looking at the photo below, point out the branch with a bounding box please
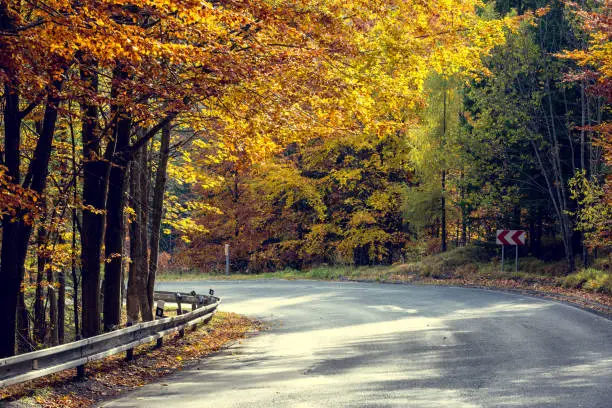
[0,18,46,36]
[19,92,45,119]
[415,27,470,39]
[127,112,179,158]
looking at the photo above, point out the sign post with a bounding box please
[515,245,518,273]
[224,243,230,276]
[496,230,526,273]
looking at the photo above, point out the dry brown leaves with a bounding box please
[383,270,612,315]
[402,276,612,314]
[1,312,259,408]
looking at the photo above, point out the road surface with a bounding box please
[102,280,612,407]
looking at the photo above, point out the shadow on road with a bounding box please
[104,280,612,407]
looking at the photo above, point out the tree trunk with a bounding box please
[58,271,65,344]
[103,152,129,330]
[80,65,107,338]
[138,145,153,321]
[16,292,31,354]
[440,88,447,252]
[121,207,129,307]
[34,226,47,345]
[127,158,141,323]
[47,263,58,346]
[147,123,171,311]
[71,117,80,339]
[127,145,152,322]
[0,77,62,357]
[103,67,132,331]
[441,170,447,252]
[0,80,25,357]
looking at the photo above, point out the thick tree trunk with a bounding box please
[16,292,31,354]
[127,146,152,322]
[103,155,129,330]
[79,65,107,338]
[103,170,129,329]
[0,81,25,358]
[0,78,62,356]
[147,123,171,310]
[0,218,28,350]
[103,68,132,331]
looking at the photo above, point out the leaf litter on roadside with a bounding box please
[1,312,260,408]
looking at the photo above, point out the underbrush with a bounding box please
[157,247,611,297]
[415,245,492,278]
[562,268,612,294]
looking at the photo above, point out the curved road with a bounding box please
[103,280,612,407]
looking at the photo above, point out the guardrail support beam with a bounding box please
[0,291,220,388]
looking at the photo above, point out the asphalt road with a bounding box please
[102,280,612,407]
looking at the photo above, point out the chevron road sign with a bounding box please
[497,229,526,273]
[496,230,526,246]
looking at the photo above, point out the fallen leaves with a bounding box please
[1,312,259,408]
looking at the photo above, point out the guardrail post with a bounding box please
[154,301,165,348]
[126,321,134,361]
[190,290,197,312]
[175,293,183,315]
[155,300,165,319]
[75,334,86,381]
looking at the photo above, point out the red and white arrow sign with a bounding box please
[496,230,526,246]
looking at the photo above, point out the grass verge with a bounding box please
[1,311,260,408]
[158,247,612,313]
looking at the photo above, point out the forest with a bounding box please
[0,0,610,358]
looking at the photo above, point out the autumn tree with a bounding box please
[561,0,611,250]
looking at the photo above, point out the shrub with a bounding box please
[562,268,611,293]
[517,257,568,276]
[388,263,422,276]
[421,245,491,271]
[455,263,479,277]
[591,253,612,272]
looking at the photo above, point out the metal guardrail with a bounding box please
[0,290,220,388]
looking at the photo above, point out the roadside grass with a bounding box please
[157,247,612,307]
[158,245,569,284]
[562,268,612,294]
[1,311,259,408]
